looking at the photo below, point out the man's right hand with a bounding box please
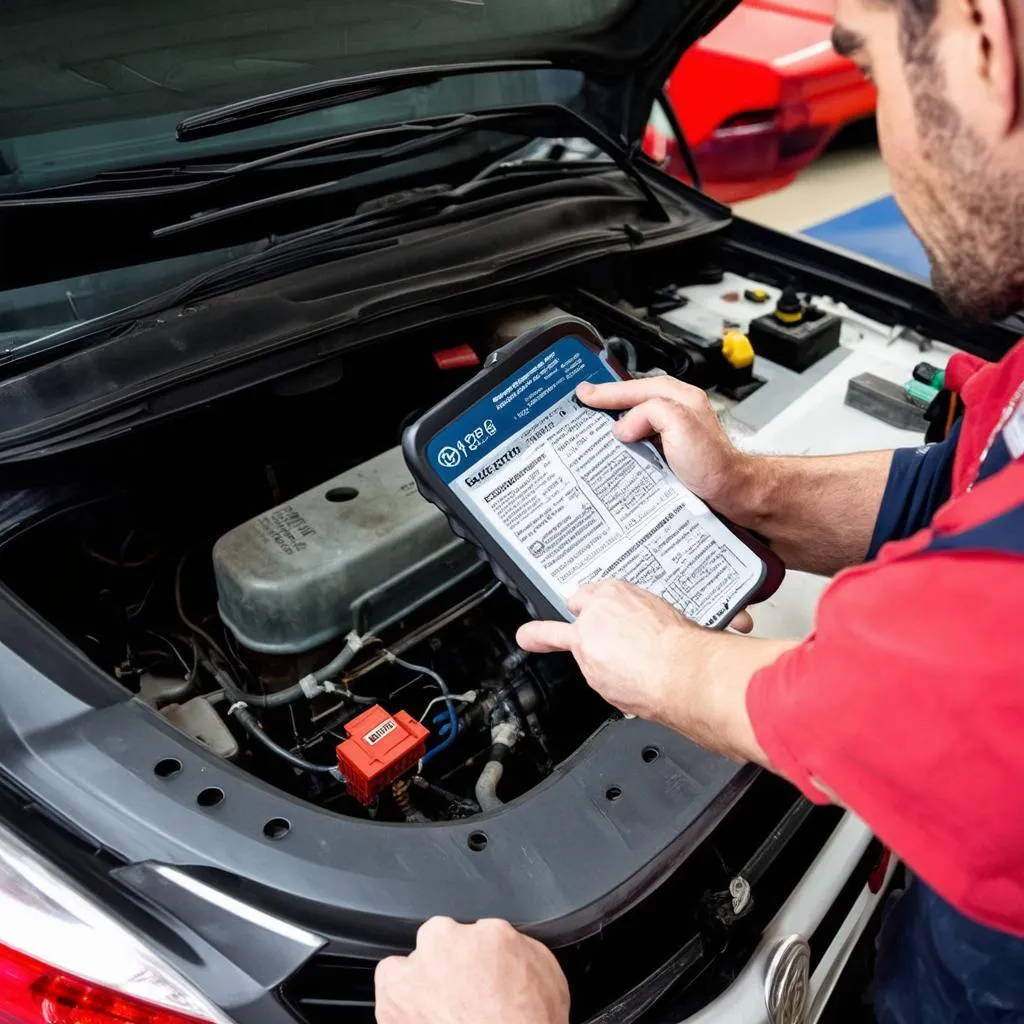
[375,917,570,1024]
[577,378,754,524]
[580,377,894,576]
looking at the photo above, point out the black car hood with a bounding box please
[3,0,740,151]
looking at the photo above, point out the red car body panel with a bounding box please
[652,0,876,202]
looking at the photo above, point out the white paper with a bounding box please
[450,390,764,628]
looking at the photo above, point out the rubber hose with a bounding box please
[313,640,359,683]
[203,640,362,709]
[474,760,506,813]
[474,738,513,812]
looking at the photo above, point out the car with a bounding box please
[0,4,1018,1024]
[646,0,877,202]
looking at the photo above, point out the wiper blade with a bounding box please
[1,119,470,207]
[153,114,483,238]
[154,104,671,238]
[176,61,554,142]
[0,165,225,206]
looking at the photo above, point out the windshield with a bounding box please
[1,0,619,191]
[1,69,584,194]
[1,3,596,352]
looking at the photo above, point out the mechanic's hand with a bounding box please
[517,580,693,722]
[576,378,751,521]
[375,917,570,1024]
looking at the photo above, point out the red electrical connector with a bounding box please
[335,704,430,805]
[432,344,480,371]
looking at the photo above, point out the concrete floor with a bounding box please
[730,133,933,279]
[734,138,890,233]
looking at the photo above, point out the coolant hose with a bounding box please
[475,760,506,813]
[313,637,360,683]
[474,720,520,812]
[200,637,365,709]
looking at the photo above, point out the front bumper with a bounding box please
[685,812,896,1023]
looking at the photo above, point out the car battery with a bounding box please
[336,704,429,805]
[747,286,841,371]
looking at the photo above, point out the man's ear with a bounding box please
[968,0,1019,135]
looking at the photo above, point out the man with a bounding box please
[374,0,1024,1015]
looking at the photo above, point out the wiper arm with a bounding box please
[1,118,471,207]
[0,165,226,206]
[155,104,671,238]
[176,61,554,142]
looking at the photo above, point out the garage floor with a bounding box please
[733,130,929,281]
[736,141,890,233]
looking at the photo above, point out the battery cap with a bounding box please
[722,330,755,369]
[774,285,804,324]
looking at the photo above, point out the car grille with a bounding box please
[281,773,843,1024]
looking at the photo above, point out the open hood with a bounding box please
[1,0,740,156]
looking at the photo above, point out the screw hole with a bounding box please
[154,757,182,779]
[325,486,358,503]
[263,817,291,840]
[467,830,489,852]
[197,787,224,808]
[605,785,623,802]
[641,745,661,764]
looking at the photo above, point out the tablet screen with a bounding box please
[425,335,764,628]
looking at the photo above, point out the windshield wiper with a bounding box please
[154,104,670,237]
[176,61,554,142]
[0,165,229,205]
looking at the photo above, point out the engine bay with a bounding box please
[0,262,947,824]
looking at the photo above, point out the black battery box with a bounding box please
[748,288,842,371]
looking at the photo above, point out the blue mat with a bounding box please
[803,195,931,280]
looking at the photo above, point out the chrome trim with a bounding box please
[765,935,810,1024]
[679,812,894,1023]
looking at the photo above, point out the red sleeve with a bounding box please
[746,548,1024,936]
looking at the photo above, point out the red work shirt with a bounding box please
[747,338,1024,937]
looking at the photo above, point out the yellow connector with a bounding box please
[722,330,755,369]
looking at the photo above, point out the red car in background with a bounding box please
[646,0,876,202]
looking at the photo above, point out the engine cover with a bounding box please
[212,446,480,654]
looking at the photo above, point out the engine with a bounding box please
[204,444,582,819]
[212,445,480,653]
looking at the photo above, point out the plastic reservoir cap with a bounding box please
[774,285,804,324]
[722,330,755,369]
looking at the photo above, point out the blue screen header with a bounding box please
[426,336,617,485]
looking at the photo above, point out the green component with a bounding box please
[904,378,940,409]
[912,362,945,390]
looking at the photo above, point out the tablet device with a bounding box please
[403,317,784,628]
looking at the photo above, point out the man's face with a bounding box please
[832,0,1023,322]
